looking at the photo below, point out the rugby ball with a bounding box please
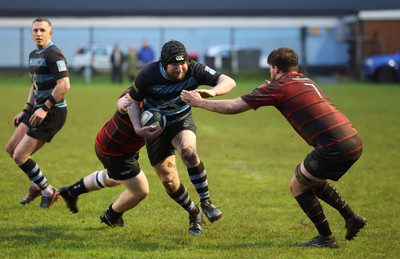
[140,108,166,129]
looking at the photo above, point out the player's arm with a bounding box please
[126,100,162,139]
[181,90,251,114]
[117,94,133,114]
[26,86,35,107]
[126,101,142,130]
[196,74,236,98]
[13,86,35,127]
[49,77,71,106]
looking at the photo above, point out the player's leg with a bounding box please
[60,169,119,213]
[311,159,367,241]
[100,170,149,227]
[173,129,222,223]
[6,124,42,205]
[289,163,339,248]
[93,153,147,227]
[13,134,59,208]
[111,170,148,211]
[19,107,67,208]
[5,123,29,157]
[153,155,203,235]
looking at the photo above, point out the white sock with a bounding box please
[42,186,53,196]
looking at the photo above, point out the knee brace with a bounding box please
[294,165,321,187]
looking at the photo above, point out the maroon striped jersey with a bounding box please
[95,87,145,157]
[241,72,362,161]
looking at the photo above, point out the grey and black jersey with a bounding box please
[129,60,221,126]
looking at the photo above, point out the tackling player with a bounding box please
[59,92,149,227]
[181,47,367,247]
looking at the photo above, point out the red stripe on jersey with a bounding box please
[95,111,144,157]
[110,115,137,145]
[318,131,359,149]
[308,121,352,145]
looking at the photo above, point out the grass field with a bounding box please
[0,72,399,258]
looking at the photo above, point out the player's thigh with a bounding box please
[121,170,149,194]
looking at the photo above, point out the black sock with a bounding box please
[68,179,89,197]
[295,190,332,237]
[106,204,123,220]
[168,183,197,214]
[314,181,355,220]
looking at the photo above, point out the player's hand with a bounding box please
[194,89,216,98]
[136,124,163,139]
[117,94,133,114]
[13,112,27,127]
[29,108,47,127]
[180,90,203,107]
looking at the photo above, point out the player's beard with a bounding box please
[168,71,186,81]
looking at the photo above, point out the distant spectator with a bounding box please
[127,44,139,83]
[138,39,155,66]
[110,43,125,84]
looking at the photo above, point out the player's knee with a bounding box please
[293,164,321,187]
[137,177,150,199]
[289,175,300,194]
[180,147,198,166]
[12,151,27,166]
[161,177,175,189]
[161,175,180,193]
[137,186,149,200]
[5,143,13,157]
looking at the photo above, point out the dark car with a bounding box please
[363,51,400,83]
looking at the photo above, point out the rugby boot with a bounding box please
[19,184,42,205]
[201,200,222,223]
[299,235,339,248]
[345,214,368,240]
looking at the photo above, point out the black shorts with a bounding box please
[146,116,196,166]
[95,145,141,181]
[303,150,360,181]
[26,107,67,143]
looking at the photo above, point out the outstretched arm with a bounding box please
[196,74,236,98]
[181,90,251,114]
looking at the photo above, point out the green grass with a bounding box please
[1,72,399,258]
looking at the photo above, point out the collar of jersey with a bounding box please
[159,62,172,80]
[35,42,54,55]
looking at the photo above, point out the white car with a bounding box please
[205,45,268,70]
[72,44,113,74]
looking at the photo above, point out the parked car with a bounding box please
[72,44,113,74]
[205,45,268,70]
[363,51,400,83]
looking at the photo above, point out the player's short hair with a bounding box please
[32,17,52,27]
[267,47,299,73]
[160,40,188,69]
